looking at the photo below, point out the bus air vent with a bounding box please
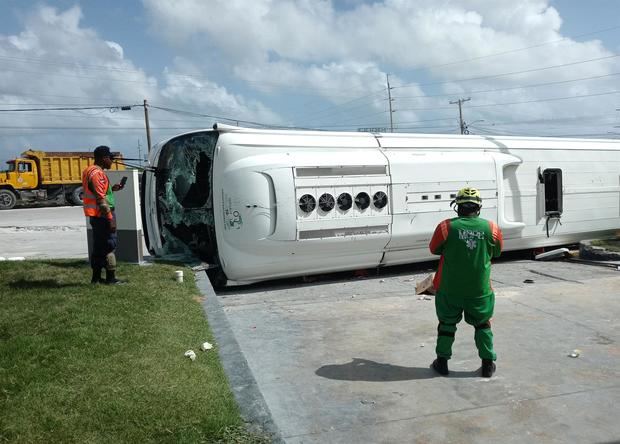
[337,193,352,211]
[373,191,388,209]
[318,193,335,212]
[299,194,316,213]
[355,192,370,210]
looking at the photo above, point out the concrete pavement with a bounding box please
[0,206,88,259]
[0,205,148,260]
[202,259,620,443]
[4,205,618,442]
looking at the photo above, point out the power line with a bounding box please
[393,24,620,77]
[394,54,620,90]
[3,24,618,94]
[299,54,620,123]
[394,72,620,100]
[0,105,139,112]
[397,89,620,112]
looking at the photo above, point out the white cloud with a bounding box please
[0,4,282,160]
[141,0,620,136]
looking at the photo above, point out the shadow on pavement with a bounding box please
[8,279,84,289]
[316,358,479,381]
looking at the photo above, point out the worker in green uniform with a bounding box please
[428,187,503,377]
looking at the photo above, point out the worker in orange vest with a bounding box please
[82,146,125,284]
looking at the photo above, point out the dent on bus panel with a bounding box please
[156,132,217,260]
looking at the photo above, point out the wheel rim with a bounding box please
[0,192,14,207]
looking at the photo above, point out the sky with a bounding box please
[0,0,619,162]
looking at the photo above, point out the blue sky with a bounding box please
[0,0,619,162]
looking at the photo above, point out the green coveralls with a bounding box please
[429,215,503,361]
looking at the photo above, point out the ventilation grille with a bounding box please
[337,193,352,211]
[299,225,389,239]
[296,165,387,177]
[355,192,370,210]
[373,191,388,209]
[318,193,335,212]
[298,194,316,213]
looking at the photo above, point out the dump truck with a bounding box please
[0,150,125,210]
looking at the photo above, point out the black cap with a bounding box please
[93,145,114,159]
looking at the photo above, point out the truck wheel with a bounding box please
[69,186,84,206]
[0,189,17,210]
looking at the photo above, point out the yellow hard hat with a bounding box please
[454,187,482,205]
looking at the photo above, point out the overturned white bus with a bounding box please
[141,124,620,285]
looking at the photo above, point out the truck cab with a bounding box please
[1,159,38,190]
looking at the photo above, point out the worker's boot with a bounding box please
[481,359,496,378]
[91,267,104,284]
[431,357,449,376]
[104,269,124,285]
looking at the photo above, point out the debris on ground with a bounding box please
[523,279,535,284]
[535,248,570,261]
[415,274,436,295]
[184,350,197,361]
[568,349,581,358]
[201,341,214,351]
[360,399,376,405]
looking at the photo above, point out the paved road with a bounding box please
[202,259,620,443]
[0,206,148,259]
[0,206,88,259]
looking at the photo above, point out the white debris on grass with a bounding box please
[201,341,214,351]
[184,350,197,361]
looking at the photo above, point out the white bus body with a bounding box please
[142,124,620,285]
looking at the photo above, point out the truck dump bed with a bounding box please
[24,150,124,185]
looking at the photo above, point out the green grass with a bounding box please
[591,238,620,252]
[0,260,269,443]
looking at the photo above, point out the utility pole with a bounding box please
[143,99,152,154]
[450,97,471,134]
[386,74,395,132]
[137,140,142,167]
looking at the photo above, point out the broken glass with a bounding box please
[154,131,219,262]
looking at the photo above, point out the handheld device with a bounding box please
[120,176,128,187]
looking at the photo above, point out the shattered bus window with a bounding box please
[155,131,218,263]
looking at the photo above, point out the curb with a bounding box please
[194,271,284,443]
[579,240,620,261]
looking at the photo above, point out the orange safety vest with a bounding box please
[82,165,111,219]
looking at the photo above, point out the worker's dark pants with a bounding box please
[90,213,117,271]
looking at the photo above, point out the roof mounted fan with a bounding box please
[299,194,316,213]
[373,191,388,209]
[355,192,370,210]
[337,193,352,211]
[318,193,335,212]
